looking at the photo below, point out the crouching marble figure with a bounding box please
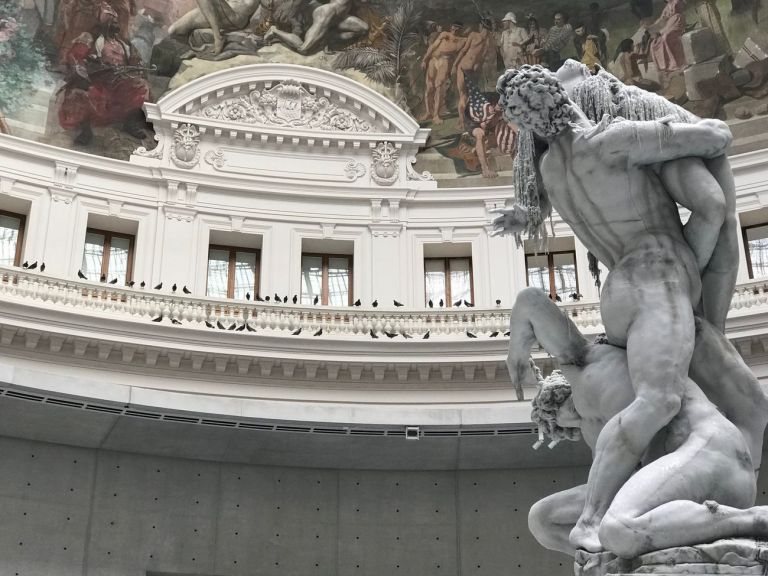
[493,62,768,574]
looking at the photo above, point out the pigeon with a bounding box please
[216,320,227,330]
[171,318,182,325]
[313,328,323,336]
[128,280,135,287]
[77,270,87,279]
[246,323,256,332]
[402,332,413,339]
[151,316,163,323]
[464,300,474,307]
[108,277,118,284]
[256,293,264,302]
[453,299,462,307]
[100,274,106,282]
[283,296,288,303]
[292,327,302,336]
[227,322,237,331]
[274,293,280,302]
[393,300,404,307]
[154,282,162,290]
[439,299,444,307]
[40,263,45,272]
[372,299,378,308]
[569,293,583,301]
[292,295,298,304]
[27,261,37,270]
[384,331,398,338]
[140,281,146,288]
[555,295,562,302]
[183,286,191,295]
[504,331,510,337]
[495,299,502,306]
[369,329,379,339]
[236,323,246,332]
[205,321,215,329]
[428,299,434,308]
[313,295,319,305]
[22,261,28,269]
[354,299,361,307]
[489,331,499,338]
[466,331,478,338]
[422,331,431,340]
[172,283,177,293]
[265,295,271,302]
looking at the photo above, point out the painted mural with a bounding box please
[1,0,767,187]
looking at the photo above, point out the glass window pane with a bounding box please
[0,214,21,266]
[425,259,446,305]
[82,232,105,281]
[449,258,472,303]
[107,236,131,285]
[747,225,768,278]
[553,252,577,300]
[301,255,323,305]
[207,248,230,298]
[233,251,257,300]
[526,254,549,294]
[327,257,350,306]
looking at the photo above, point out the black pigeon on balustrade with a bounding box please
[428,299,434,308]
[496,299,502,306]
[256,293,264,302]
[354,299,361,306]
[265,295,271,301]
[27,262,37,270]
[369,329,378,339]
[402,332,413,339]
[504,331,510,336]
[227,322,237,331]
[246,323,256,332]
[109,278,118,284]
[453,299,462,307]
[439,299,444,307]
[128,280,135,287]
[172,284,177,293]
[393,300,404,307]
[77,270,87,279]
[183,286,191,295]
[464,300,474,307]
[422,331,430,339]
[292,295,298,304]
[313,295,319,305]
[236,323,246,332]
[372,299,378,308]
[205,320,215,329]
[555,295,562,302]
[245,292,251,300]
[151,316,162,323]
[489,331,499,338]
[22,261,28,269]
[217,320,227,330]
[154,282,162,290]
[385,331,398,338]
[283,295,288,303]
[100,274,106,282]
[171,318,182,325]
[313,328,323,336]
[466,331,478,338]
[569,292,583,301]
[292,327,302,336]
[274,293,280,302]
[40,263,45,272]
[140,281,146,288]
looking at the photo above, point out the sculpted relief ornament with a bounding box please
[197,80,372,133]
[371,141,399,186]
[170,123,202,169]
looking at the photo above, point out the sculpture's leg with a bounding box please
[168,8,209,37]
[599,426,757,558]
[571,244,695,552]
[507,288,589,399]
[432,58,451,125]
[336,15,368,41]
[473,127,497,178]
[264,26,305,51]
[456,68,467,130]
[529,484,587,556]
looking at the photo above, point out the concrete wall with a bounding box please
[0,435,589,576]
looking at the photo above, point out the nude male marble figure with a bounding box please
[508,287,768,563]
[493,64,733,552]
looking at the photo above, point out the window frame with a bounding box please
[301,252,354,306]
[206,244,261,299]
[423,256,475,307]
[742,223,768,280]
[85,227,135,284]
[0,209,26,267]
[525,250,579,300]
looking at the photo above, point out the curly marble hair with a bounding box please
[531,370,582,448]
[496,65,573,138]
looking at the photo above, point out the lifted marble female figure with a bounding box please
[509,288,768,561]
[493,65,737,552]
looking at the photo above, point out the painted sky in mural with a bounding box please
[0,0,767,187]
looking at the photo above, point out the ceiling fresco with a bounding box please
[0,0,766,187]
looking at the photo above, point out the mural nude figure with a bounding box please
[451,17,493,131]
[420,22,466,125]
[493,65,734,552]
[263,0,368,55]
[509,288,768,560]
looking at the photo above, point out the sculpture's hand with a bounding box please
[490,205,528,237]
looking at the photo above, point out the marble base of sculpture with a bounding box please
[574,540,768,575]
